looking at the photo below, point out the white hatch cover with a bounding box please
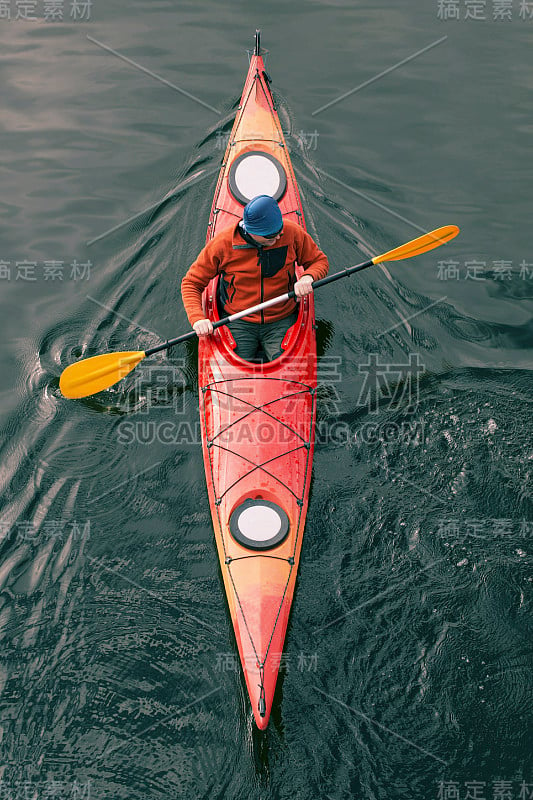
[229,498,289,550]
[228,151,287,206]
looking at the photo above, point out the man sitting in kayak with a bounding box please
[181,194,329,361]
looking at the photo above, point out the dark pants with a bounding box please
[228,312,298,361]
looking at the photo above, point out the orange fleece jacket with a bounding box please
[181,219,329,325]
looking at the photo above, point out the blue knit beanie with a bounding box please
[242,195,283,236]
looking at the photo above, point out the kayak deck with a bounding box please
[198,31,317,729]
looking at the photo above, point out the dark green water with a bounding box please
[1,3,531,799]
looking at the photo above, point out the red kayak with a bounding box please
[198,31,317,728]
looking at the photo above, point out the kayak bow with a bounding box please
[199,30,316,729]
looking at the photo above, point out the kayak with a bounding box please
[199,30,317,729]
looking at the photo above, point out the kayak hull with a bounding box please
[198,37,317,729]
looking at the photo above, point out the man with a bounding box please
[181,194,329,361]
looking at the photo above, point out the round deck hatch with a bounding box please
[229,498,289,550]
[228,151,287,205]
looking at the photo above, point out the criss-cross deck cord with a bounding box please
[201,376,315,702]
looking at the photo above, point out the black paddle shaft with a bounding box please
[145,257,374,357]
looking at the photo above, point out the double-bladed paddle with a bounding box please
[59,224,459,399]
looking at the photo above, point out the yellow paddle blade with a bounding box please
[373,225,460,264]
[59,351,146,399]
